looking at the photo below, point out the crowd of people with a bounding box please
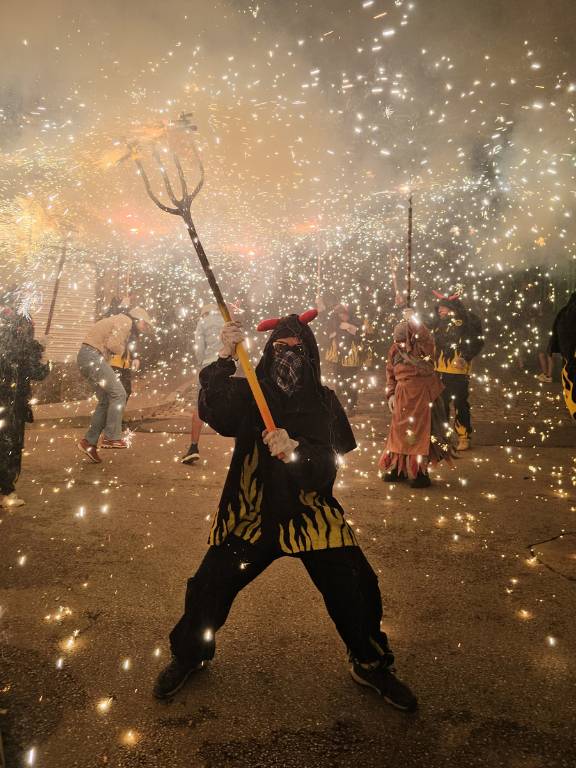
[2,280,575,507]
[1,280,575,713]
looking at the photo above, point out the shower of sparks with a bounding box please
[0,2,575,765]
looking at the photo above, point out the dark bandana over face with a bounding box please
[271,345,305,396]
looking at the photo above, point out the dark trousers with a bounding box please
[335,364,359,411]
[0,416,25,495]
[169,536,393,667]
[441,373,472,438]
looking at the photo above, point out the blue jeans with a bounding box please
[77,345,127,443]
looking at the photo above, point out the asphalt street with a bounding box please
[1,421,575,768]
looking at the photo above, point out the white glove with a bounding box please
[262,429,299,463]
[131,358,141,371]
[219,321,244,359]
[453,356,467,370]
[387,394,396,413]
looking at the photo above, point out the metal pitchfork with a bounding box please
[130,116,278,434]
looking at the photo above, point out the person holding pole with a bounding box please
[76,307,153,463]
[132,129,412,709]
[379,308,451,487]
[154,310,417,712]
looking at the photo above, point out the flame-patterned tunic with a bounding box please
[198,318,358,555]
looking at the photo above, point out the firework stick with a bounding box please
[45,241,67,335]
[391,265,398,297]
[406,194,413,308]
[125,251,132,297]
[389,254,401,305]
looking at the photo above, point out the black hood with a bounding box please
[256,314,323,397]
[253,313,356,455]
[435,297,467,320]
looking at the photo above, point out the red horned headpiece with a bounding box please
[432,290,460,302]
[257,309,318,333]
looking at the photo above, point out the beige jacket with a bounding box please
[83,315,133,358]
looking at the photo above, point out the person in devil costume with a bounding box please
[380,309,451,487]
[550,290,576,420]
[153,309,417,712]
[430,291,484,451]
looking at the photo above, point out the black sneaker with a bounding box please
[181,444,200,465]
[153,656,204,699]
[410,473,431,489]
[350,661,418,712]
[382,468,406,482]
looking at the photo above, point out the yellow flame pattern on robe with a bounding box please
[209,444,263,546]
[278,491,357,553]
[208,445,357,553]
[561,362,576,421]
[434,350,472,376]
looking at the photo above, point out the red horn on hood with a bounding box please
[298,309,318,325]
[432,290,446,300]
[257,318,281,332]
[447,292,460,301]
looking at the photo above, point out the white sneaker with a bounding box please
[1,492,25,508]
[536,373,552,383]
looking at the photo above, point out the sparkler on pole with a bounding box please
[45,239,68,336]
[125,250,132,298]
[128,115,278,434]
[389,254,403,307]
[406,192,413,308]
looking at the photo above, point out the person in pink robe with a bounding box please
[379,309,452,488]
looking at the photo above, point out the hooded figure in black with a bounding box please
[550,291,576,420]
[202,310,357,552]
[155,311,417,712]
[430,292,484,450]
[0,300,50,508]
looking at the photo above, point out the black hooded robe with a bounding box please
[168,315,394,668]
[199,315,358,553]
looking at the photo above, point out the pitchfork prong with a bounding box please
[130,124,205,219]
[135,158,180,216]
[190,167,205,201]
[171,153,188,199]
[152,149,184,210]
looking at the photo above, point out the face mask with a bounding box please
[271,345,305,396]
